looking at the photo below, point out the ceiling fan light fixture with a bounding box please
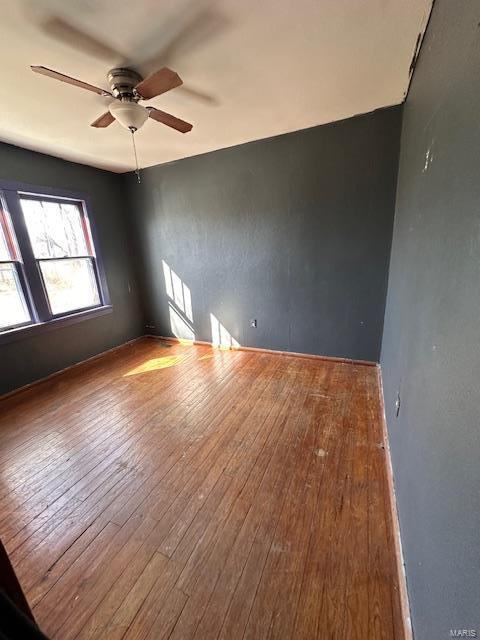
[109,99,148,132]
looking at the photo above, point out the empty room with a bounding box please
[0,1,478,638]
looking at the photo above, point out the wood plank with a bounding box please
[1,346,250,553]
[114,558,184,640]
[0,338,404,640]
[93,551,170,640]
[242,363,351,639]
[195,363,329,639]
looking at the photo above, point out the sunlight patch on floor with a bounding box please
[124,355,188,376]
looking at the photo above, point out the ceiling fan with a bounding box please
[31,65,192,133]
[31,64,193,179]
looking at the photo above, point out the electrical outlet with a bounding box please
[250,318,257,328]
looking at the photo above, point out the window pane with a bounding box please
[21,199,89,259]
[39,258,100,314]
[0,263,30,330]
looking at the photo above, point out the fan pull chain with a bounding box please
[130,128,141,183]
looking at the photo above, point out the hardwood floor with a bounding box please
[0,338,404,639]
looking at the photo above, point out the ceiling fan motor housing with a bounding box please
[107,68,143,99]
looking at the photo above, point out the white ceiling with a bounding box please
[0,0,432,173]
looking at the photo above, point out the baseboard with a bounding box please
[0,336,145,403]
[377,366,413,640]
[147,334,377,367]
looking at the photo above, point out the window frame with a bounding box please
[19,193,104,318]
[0,181,111,343]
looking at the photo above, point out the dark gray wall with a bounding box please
[0,143,143,395]
[126,106,401,362]
[381,2,480,638]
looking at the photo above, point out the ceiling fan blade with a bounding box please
[42,16,125,62]
[136,0,228,72]
[31,66,111,97]
[135,68,183,100]
[148,107,192,133]
[91,112,115,128]
[178,85,217,106]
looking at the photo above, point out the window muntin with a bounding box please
[20,196,102,317]
[0,207,31,331]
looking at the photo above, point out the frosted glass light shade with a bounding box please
[109,100,148,131]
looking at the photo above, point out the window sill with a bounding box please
[0,305,113,346]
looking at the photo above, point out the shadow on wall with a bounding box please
[162,260,239,349]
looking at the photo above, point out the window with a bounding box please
[0,186,109,336]
[20,198,100,315]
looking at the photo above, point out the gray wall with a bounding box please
[126,106,401,362]
[381,2,480,637]
[0,143,143,395]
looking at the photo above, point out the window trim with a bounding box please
[0,304,112,346]
[0,180,111,342]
